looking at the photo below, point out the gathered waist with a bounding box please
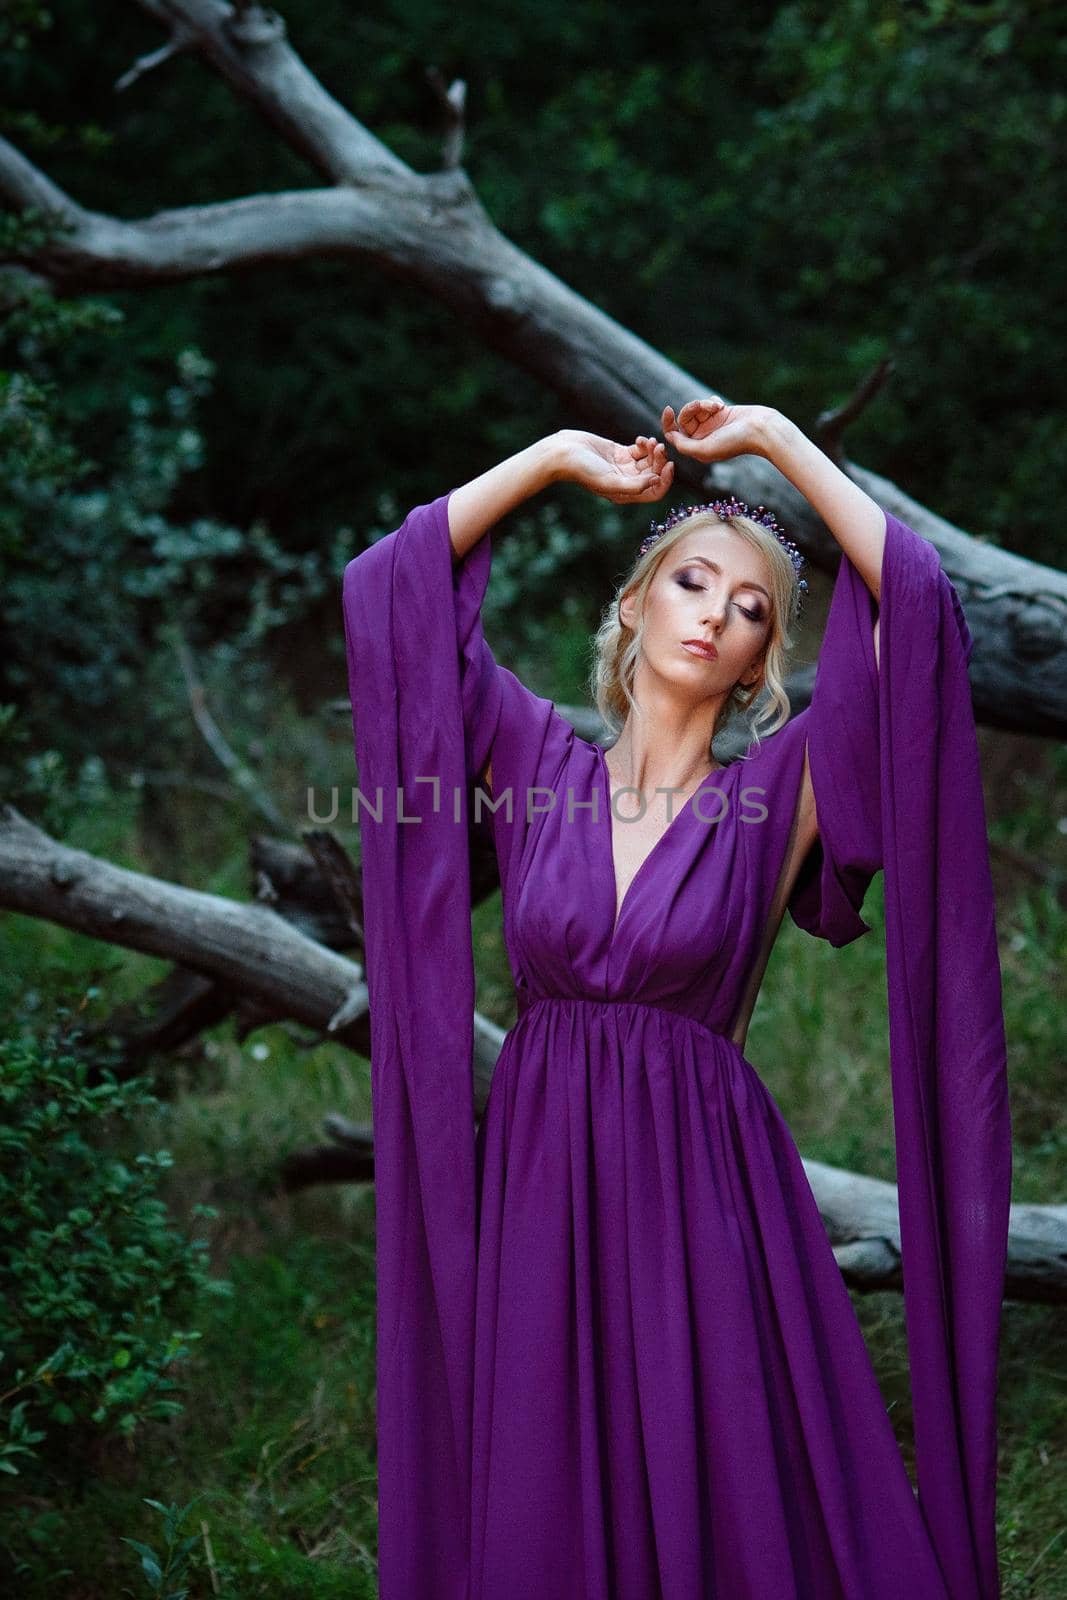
[514,989,731,1049]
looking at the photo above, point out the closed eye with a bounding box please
[676,574,763,622]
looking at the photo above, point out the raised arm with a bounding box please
[447,428,675,564]
[755,409,884,667]
[662,397,884,664]
[751,410,886,603]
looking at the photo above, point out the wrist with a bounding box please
[753,407,803,464]
[535,430,575,485]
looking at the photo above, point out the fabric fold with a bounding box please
[343,490,497,1600]
[789,510,1011,1599]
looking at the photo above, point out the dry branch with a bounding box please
[0,803,368,1046]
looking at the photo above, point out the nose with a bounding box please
[701,591,728,630]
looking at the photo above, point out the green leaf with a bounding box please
[139,1554,162,1585]
[120,1538,160,1562]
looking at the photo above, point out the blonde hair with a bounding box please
[588,510,803,760]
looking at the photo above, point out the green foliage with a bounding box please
[0,1010,231,1484]
[119,1495,208,1600]
[0,293,348,785]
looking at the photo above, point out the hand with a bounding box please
[557,429,675,505]
[660,398,773,464]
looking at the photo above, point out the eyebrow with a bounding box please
[677,556,771,602]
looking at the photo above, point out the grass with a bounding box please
[1,720,1064,1596]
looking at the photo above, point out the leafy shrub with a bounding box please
[120,1494,210,1600]
[0,1011,231,1483]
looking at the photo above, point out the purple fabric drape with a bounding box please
[342,489,1011,1600]
[342,500,497,1597]
[790,511,1012,1597]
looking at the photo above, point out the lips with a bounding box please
[682,639,718,661]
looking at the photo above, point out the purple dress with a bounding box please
[342,488,1011,1600]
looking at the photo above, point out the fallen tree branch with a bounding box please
[425,66,467,171]
[0,803,367,1045]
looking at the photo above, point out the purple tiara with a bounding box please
[639,498,809,593]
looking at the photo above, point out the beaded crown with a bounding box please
[639,498,809,594]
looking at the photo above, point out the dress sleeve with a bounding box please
[788,512,980,948]
[786,527,883,946]
[343,488,570,808]
[339,487,570,1599]
[788,507,1010,1599]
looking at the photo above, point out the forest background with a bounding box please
[1,0,1064,1595]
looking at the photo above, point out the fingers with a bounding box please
[631,434,668,473]
[616,435,674,501]
[658,399,726,454]
[613,474,656,503]
[664,429,702,456]
[611,455,675,503]
[678,396,725,434]
[645,458,675,498]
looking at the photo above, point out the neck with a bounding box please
[605,724,720,797]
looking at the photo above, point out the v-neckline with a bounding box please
[596,744,731,944]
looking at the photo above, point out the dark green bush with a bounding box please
[0,1011,231,1484]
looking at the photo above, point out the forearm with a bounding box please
[758,411,886,602]
[447,434,567,564]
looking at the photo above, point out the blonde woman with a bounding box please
[342,398,1010,1600]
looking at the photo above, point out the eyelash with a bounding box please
[676,574,763,623]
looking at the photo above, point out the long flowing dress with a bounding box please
[341,485,1012,1600]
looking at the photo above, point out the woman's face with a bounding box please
[621,524,774,699]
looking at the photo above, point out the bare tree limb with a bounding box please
[174,629,293,835]
[0,803,366,1043]
[130,0,408,180]
[0,134,81,229]
[114,29,196,93]
[425,67,467,170]
[300,828,364,944]
[813,357,895,467]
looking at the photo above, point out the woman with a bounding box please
[342,398,1011,1600]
